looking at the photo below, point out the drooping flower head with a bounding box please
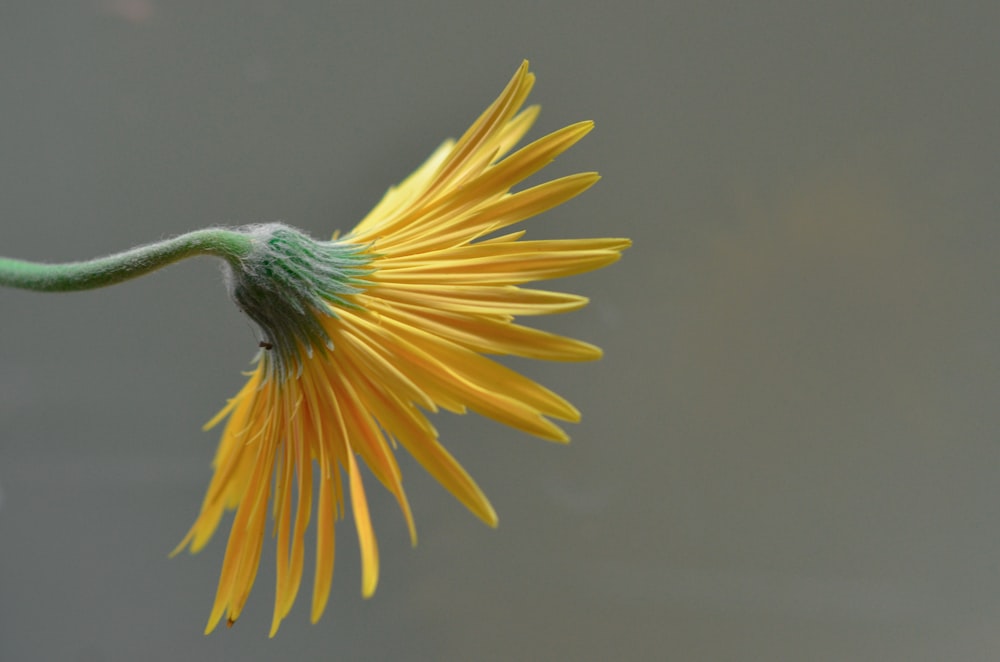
[173,61,630,636]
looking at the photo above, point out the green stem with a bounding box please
[0,228,254,292]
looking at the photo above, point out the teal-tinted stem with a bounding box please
[0,228,254,292]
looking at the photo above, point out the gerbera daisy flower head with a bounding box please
[172,60,630,636]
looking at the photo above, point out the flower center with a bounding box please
[225,223,372,378]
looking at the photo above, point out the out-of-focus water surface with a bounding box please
[2,2,999,660]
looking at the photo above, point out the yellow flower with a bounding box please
[172,60,630,636]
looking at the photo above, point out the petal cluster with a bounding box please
[174,60,629,635]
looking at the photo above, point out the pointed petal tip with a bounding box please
[169,527,207,557]
[167,540,187,559]
[567,120,595,140]
[204,599,229,636]
[539,418,574,443]
[599,238,632,253]
[408,520,419,547]
[567,341,604,362]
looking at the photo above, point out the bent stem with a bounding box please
[0,228,254,292]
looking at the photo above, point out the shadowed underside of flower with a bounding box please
[172,60,630,636]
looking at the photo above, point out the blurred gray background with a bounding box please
[1,1,998,660]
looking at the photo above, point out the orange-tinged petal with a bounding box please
[311,465,336,624]
[347,448,379,598]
